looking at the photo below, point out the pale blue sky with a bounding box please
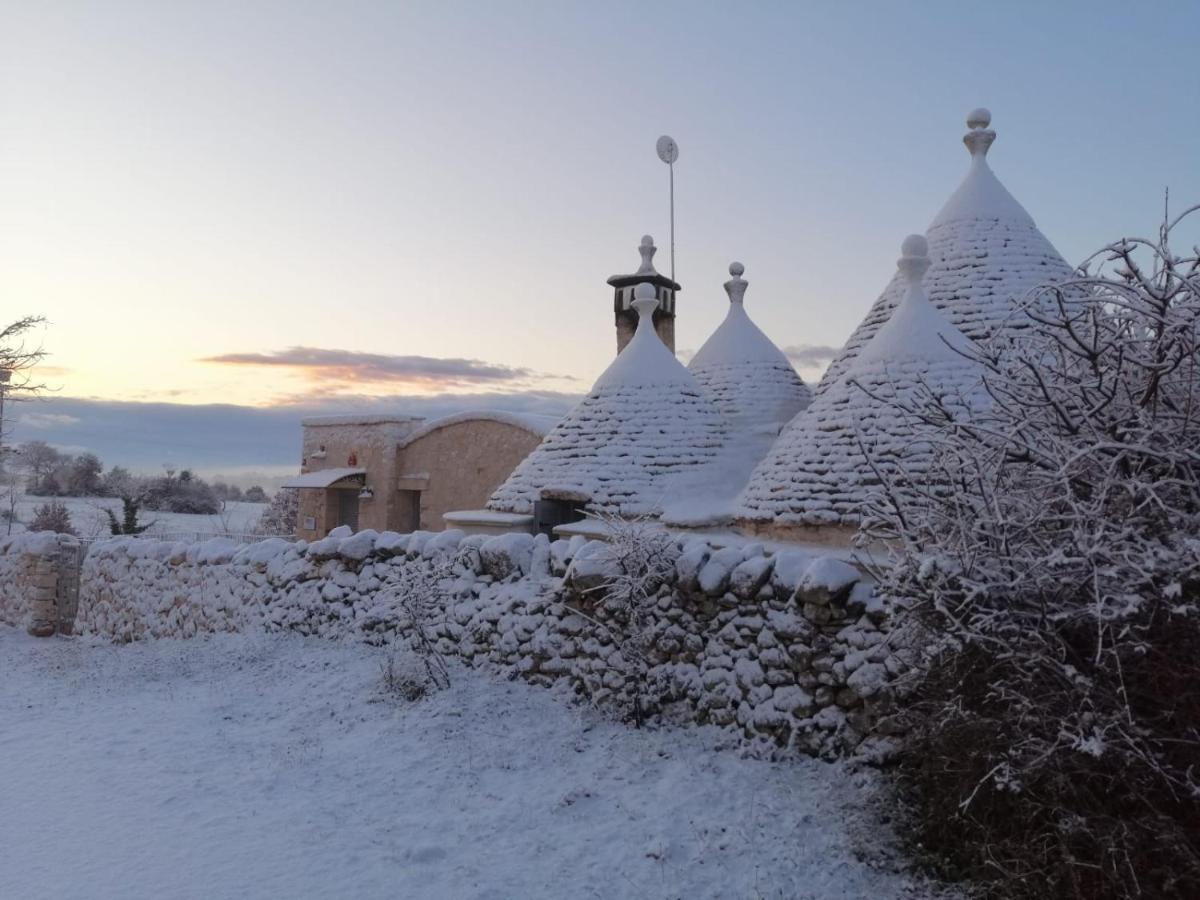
[2,0,1198,473]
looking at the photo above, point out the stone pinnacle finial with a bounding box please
[632,281,660,319]
[636,235,659,276]
[963,107,995,158]
[898,234,930,285]
[724,261,747,305]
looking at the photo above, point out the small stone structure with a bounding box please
[8,527,914,759]
[0,531,82,636]
[289,412,552,540]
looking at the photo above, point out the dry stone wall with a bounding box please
[43,528,911,758]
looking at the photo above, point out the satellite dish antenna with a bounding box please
[656,135,679,164]
[656,135,678,283]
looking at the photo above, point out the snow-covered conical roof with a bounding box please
[688,262,812,434]
[489,283,727,516]
[738,235,984,528]
[817,108,1073,392]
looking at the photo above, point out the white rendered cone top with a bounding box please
[930,108,1034,228]
[854,234,976,367]
[689,262,795,371]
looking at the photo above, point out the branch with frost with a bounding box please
[859,203,1200,897]
[568,509,680,726]
[373,550,468,691]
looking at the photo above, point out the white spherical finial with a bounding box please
[900,234,928,258]
[966,107,992,129]
[897,233,930,284]
[962,107,996,158]
[641,234,654,247]
[632,281,660,319]
[724,261,748,305]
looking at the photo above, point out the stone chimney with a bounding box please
[606,235,680,354]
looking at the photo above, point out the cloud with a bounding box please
[5,391,583,479]
[782,344,841,368]
[675,348,695,365]
[12,411,81,429]
[201,346,572,389]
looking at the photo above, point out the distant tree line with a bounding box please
[10,441,269,513]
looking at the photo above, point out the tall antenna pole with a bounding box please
[656,135,679,284]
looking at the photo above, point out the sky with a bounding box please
[2,0,1199,482]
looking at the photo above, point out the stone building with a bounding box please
[458,250,812,536]
[290,108,1076,550]
[284,412,554,541]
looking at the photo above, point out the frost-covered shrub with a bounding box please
[256,488,298,537]
[567,512,680,726]
[865,208,1200,898]
[141,469,220,515]
[106,496,152,535]
[379,650,434,702]
[29,500,76,535]
[369,547,467,692]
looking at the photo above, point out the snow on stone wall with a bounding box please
[0,531,80,634]
[12,529,912,759]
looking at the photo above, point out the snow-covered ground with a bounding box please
[0,629,940,900]
[4,495,268,539]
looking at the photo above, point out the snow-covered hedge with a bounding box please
[58,528,908,757]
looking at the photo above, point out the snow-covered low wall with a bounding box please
[55,529,909,757]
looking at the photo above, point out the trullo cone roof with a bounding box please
[817,108,1073,392]
[688,262,812,435]
[489,283,728,516]
[737,235,985,527]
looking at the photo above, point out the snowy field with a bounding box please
[5,495,268,539]
[0,629,941,900]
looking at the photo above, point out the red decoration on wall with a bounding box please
[347,452,358,467]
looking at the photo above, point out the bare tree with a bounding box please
[255,487,299,537]
[0,317,49,463]
[863,204,1200,898]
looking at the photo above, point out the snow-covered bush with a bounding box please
[566,512,680,726]
[105,496,152,535]
[369,546,468,692]
[865,208,1200,898]
[255,488,298,537]
[29,500,76,536]
[378,650,436,702]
